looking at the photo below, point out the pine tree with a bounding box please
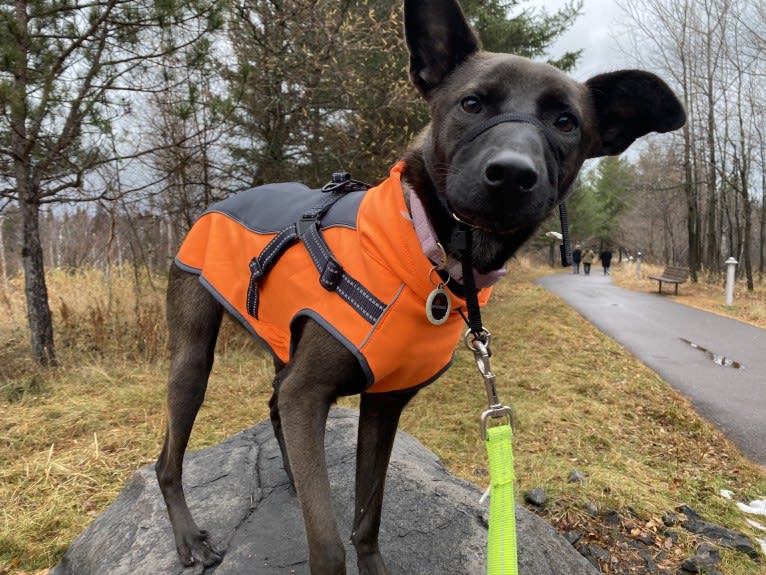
[224,0,583,188]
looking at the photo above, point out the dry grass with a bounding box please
[611,260,766,330]
[1,260,765,574]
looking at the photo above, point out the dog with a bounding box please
[155,1,685,573]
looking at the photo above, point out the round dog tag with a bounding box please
[426,285,451,325]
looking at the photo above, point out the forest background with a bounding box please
[3,2,766,574]
[2,0,766,366]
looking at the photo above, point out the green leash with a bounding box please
[486,424,518,575]
[455,224,518,574]
[465,331,518,575]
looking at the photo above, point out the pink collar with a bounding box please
[408,187,506,289]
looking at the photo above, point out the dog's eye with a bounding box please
[461,96,483,114]
[553,113,578,133]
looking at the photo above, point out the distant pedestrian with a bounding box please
[572,244,582,274]
[582,248,595,275]
[600,248,613,275]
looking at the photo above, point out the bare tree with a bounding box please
[617,0,704,279]
[0,0,222,365]
[616,0,766,286]
[0,213,7,289]
[625,145,687,264]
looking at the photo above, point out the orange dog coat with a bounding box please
[175,163,492,393]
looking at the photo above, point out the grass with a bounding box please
[1,260,765,574]
[612,260,766,330]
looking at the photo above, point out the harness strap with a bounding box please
[300,221,387,323]
[246,174,386,325]
[247,226,299,319]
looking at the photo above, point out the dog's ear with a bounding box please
[585,70,686,158]
[404,0,480,99]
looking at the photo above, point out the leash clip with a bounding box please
[465,329,513,439]
[464,329,497,403]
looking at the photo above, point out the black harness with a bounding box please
[245,173,386,324]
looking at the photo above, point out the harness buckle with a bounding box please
[296,215,317,236]
[319,257,343,291]
[321,172,371,194]
[249,257,262,279]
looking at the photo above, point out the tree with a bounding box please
[624,144,686,264]
[462,0,583,69]
[142,19,232,239]
[0,212,7,288]
[616,0,703,279]
[0,0,222,365]
[224,0,584,189]
[568,157,636,250]
[617,0,766,287]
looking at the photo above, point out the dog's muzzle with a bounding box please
[455,113,564,189]
[422,112,566,238]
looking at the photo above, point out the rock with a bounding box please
[564,530,584,546]
[680,542,721,573]
[583,501,599,517]
[52,408,598,575]
[662,529,679,546]
[579,543,610,569]
[602,509,621,527]
[637,548,658,573]
[678,504,761,562]
[568,469,587,484]
[662,511,678,527]
[524,487,547,506]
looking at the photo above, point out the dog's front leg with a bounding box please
[352,390,416,575]
[278,320,366,575]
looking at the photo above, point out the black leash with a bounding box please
[559,201,572,267]
[452,222,488,344]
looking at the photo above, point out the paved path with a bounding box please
[537,272,766,467]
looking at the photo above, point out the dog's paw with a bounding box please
[357,553,390,575]
[178,529,222,568]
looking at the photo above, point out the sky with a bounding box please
[525,0,632,81]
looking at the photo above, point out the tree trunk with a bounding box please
[0,216,7,289]
[682,119,701,280]
[761,167,765,278]
[20,196,57,366]
[744,195,754,290]
[759,129,765,278]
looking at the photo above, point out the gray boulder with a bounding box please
[52,408,597,575]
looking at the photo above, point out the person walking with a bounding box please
[572,244,582,274]
[600,248,613,275]
[582,248,595,275]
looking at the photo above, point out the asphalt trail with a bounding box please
[537,272,766,468]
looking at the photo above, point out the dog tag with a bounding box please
[426,285,451,325]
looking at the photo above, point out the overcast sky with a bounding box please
[526,0,632,80]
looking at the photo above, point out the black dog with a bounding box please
[156,1,685,573]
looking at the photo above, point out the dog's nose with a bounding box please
[483,152,538,193]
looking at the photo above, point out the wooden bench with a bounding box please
[648,265,689,294]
